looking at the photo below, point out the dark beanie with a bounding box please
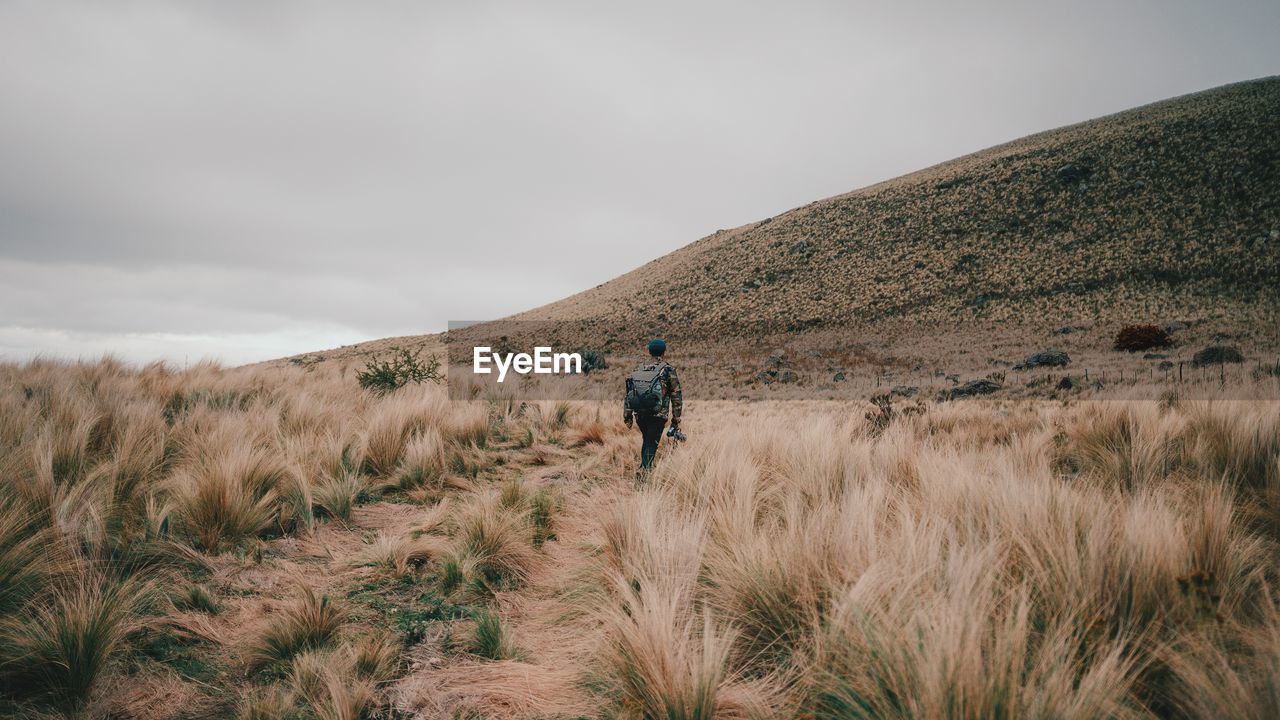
[647,338,667,356]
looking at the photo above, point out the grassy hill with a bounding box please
[511,77,1278,341]
[289,78,1279,391]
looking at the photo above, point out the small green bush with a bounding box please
[357,346,442,394]
[578,349,608,375]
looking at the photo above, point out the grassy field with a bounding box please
[2,356,1279,718]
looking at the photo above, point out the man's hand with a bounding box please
[624,415,633,428]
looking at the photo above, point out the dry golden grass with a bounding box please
[2,354,1279,719]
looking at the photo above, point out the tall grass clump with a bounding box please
[602,575,776,719]
[249,586,347,669]
[445,493,539,594]
[312,469,364,522]
[348,632,401,683]
[396,427,445,489]
[1061,401,1182,489]
[355,531,446,578]
[169,436,290,552]
[0,499,52,616]
[1164,614,1280,720]
[359,388,450,477]
[0,573,151,713]
[470,610,518,661]
[1183,401,1280,489]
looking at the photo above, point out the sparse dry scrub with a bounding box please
[3,355,1279,718]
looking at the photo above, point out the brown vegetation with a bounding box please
[2,355,1279,718]
[1114,324,1173,352]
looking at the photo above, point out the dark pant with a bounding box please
[637,414,667,468]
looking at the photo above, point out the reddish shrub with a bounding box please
[1113,324,1172,352]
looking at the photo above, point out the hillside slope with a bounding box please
[289,78,1279,376]
[511,77,1279,342]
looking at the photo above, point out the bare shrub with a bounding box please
[1114,324,1172,352]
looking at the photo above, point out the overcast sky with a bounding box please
[1,1,1277,365]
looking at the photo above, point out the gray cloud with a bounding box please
[1,0,1278,364]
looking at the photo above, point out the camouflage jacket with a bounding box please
[623,358,683,422]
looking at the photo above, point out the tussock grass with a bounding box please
[0,499,53,616]
[0,572,151,713]
[4,355,1279,716]
[355,530,447,578]
[312,469,364,522]
[530,486,562,547]
[602,575,776,720]
[249,586,347,669]
[1165,617,1280,720]
[288,649,375,720]
[584,397,1280,717]
[397,427,445,489]
[470,610,518,661]
[168,435,289,552]
[446,402,492,448]
[446,493,540,594]
[237,686,297,720]
[359,387,450,477]
[347,632,401,683]
[172,583,221,614]
[1183,400,1280,490]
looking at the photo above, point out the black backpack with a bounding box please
[624,362,668,414]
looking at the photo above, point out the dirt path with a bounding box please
[162,432,625,720]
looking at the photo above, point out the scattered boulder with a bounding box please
[944,379,1001,400]
[756,349,790,384]
[1014,349,1070,370]
[1192,346,1244,367]
[1056,163,1090,184]
[1056,376,1074,390]
[890,385,918,398]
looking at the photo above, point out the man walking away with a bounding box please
[623,338,683,474]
